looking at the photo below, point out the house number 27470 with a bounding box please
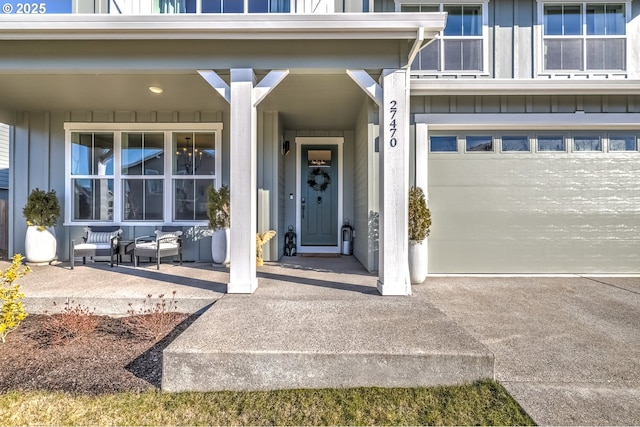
[388,100,398,147]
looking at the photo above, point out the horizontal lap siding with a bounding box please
[429,155,640,273]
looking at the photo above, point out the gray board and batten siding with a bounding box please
[416,95,640,274]
[9,110,227,262]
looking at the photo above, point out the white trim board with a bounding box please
[415,113,640,130]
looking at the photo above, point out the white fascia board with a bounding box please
[411,78,640,96]
[415,113,640,130]
[0,13,445,41]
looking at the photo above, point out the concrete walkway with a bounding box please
[7,256,640,425]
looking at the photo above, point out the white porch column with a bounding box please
[347,68,411,296]
[228,69,258,293]
[198,68,288,294]
[377,69,411,295]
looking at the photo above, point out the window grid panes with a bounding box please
[405,3,484,73]
[67,128,220,224]
[172,132,217,222]
[542,2,626,72]
[122,132,165,221]
[154,0,290,13]
[70,132,115,221]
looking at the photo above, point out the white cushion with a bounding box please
[74,242,111,250]
[136,241,178,250]
[155,230,182,242]
[86,228,122,244]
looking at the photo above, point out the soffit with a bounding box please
[0,72,366,130]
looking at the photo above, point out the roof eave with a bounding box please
[0,13,446,40]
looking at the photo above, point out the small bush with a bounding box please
[408,186,432,243]
[22,188,60,229]
[125,291,184,341]
[40,301,99,345]
[0,254,30,343]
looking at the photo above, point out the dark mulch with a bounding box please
[0,313,194,395]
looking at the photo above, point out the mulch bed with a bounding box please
[0,313,193,395]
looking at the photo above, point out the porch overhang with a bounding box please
[0,13,445,42]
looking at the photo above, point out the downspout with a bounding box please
[406,26,425,68]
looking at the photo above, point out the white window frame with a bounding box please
[64,122,223,226]
[395,0,490,76]
[535,0,631,78]
[110,0,294,14]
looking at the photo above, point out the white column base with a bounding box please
[377,280,412,296]
[228,279,259,294]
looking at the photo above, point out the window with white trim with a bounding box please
[109,0,291,14]
[539,1,627,73]
[65,124,222,225]
[398,1,488,73]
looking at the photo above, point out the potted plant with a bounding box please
[207,184,230,265]
[23,188,61,264]
[408,186,431,284]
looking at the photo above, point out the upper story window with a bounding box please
[110,0,290,14]
[397,1,488,73]
[539,1,628,74]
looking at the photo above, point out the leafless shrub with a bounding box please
[39,301,99,345]
[124,291,185,341]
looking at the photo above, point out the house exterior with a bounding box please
[1,0,639,296]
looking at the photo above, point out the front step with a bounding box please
[162,297,494,391]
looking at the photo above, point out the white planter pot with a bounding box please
[408,240,428,284]
[211,228,230,265]
[25,225,57,264]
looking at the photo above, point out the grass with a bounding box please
[0,380,535,426]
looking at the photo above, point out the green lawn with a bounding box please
[0,380,535,426]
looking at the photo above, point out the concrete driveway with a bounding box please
[416,276,640,426]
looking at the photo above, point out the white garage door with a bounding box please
[427,132,640,274]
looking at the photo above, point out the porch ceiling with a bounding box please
[0,72,367,130]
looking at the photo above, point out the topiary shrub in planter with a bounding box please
[23,188,61,264]
[207,185,231,265]
[408,186,431,284]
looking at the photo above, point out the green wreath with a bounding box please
[307,168,331,192]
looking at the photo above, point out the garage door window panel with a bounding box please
[502,136,530,152]
[466,136,493,152]
[609,135,637,151]
[430,135,458,152]
[538,135,566,152]
[573,135,602,152]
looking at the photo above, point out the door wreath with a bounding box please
[307,168,331,192]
